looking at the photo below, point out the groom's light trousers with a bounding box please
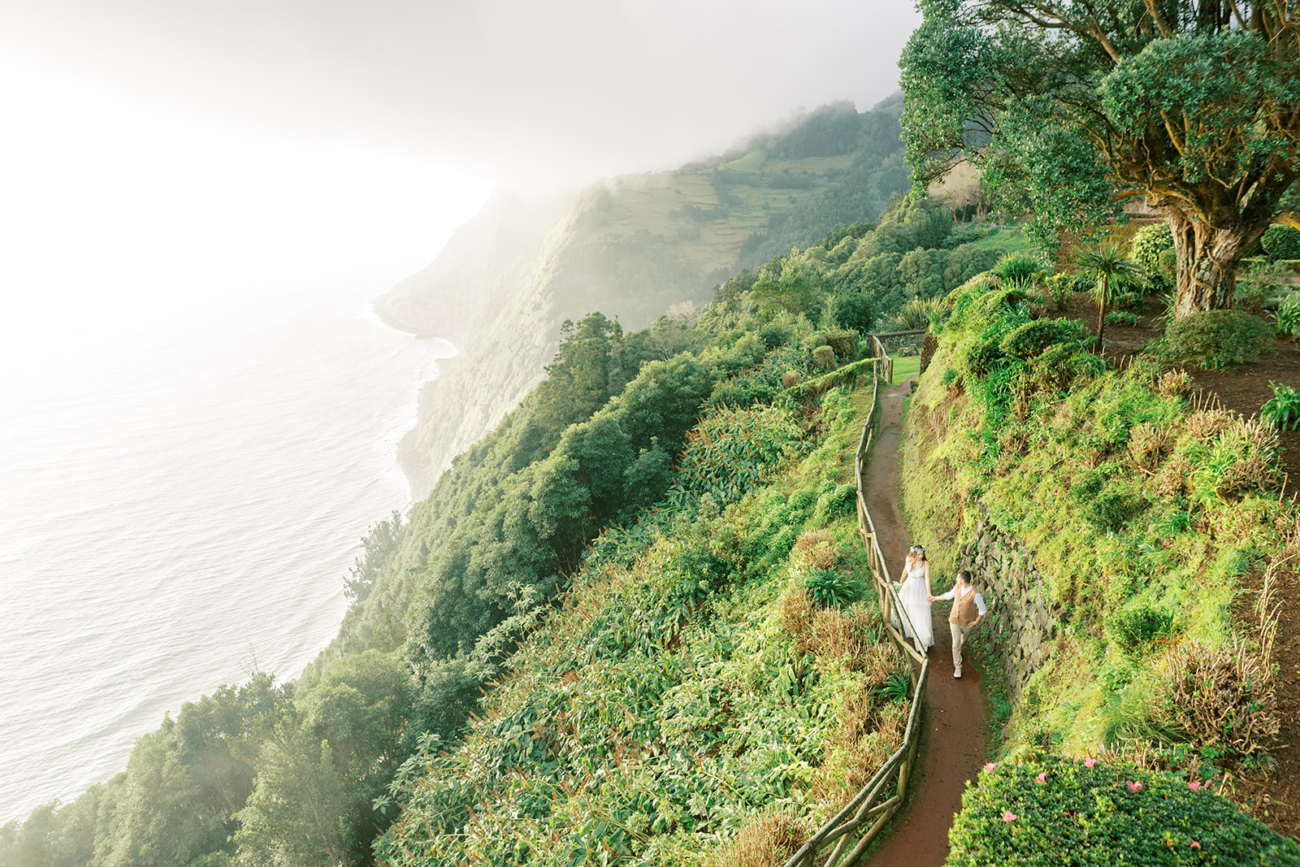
[950,622,974,675]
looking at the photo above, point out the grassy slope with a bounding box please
[377,384,911,866]
[900,275,1294,793]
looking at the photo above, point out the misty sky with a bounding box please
[0,0,920,179]
[0,1,921,365]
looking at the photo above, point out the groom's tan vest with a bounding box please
[949,585,979,626]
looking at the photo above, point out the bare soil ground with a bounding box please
[862,378,991,866]
[1053,294,1300,838]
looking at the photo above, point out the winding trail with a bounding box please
[862,378,990,867]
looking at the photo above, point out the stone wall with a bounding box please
[956,515,1063,702]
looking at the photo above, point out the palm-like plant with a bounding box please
[1075,245,1144,353]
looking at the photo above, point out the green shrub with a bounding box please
[829,291,873,335]
[1078,487,1147,533]
[812,344,836,369]
[1000,319,1089,360]
[1107,604,1176,654]
[1261,382,1300,432]
[990,251,1044,283]
[678,404,804,504]
[963,336,1005,377]
[1155,310,1274,371]
[1156,247,1177,281]
[880,670,910,702]
[805,569,866,608]
[1021,344,1103,395]
[948,757,1300,867]
[813,483,857,525]
[1262,225,1300,261]
[1275,294,1300,339]
[1129,222,1174,275]
[759,321,792,349]
[885,297,945,332]
[1044,272,1075,312]
[1104,310,1142,327]
[806,328,860,361]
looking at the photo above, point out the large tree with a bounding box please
[900,0,1300,317]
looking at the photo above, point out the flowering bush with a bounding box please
[947,756,1300,866]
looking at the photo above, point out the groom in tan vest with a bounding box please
[929,569,986,679]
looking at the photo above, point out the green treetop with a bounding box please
[899,0,1300,319]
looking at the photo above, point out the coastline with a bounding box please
[396,364,458,499]
[373,296,467,501]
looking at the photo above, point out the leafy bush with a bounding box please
[806,328,860,361]
[1043,272,1076,312]
[1262,225,1300,261]
[1104,310,1142,327]
[805,569,866,608]
[1261,382,1300,431]
[879,670,910,702]
[1077,486,1147,533]
[829,291,873,334]
[1154,310,1273,371]
[947,757,1300,867]
[1275,293,1300,339]
[990,251,1044,283]
[1107,604,1176,654]
[883,296,945,332]
[812,344,836,369]
[962,336,1004,377]
[1157,247,1177,281]
[999,319,1089,361]
[1129,222,1174,275]
[678,404,805,505]
[1184,417,1280,503]
[759,321,793,349]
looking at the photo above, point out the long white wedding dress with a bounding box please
[898,565,934,652]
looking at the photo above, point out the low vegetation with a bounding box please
[903,264,1295,800]
[949,753,1300,866]
[7,182,1296,864]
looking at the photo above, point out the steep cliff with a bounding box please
[380,100,910,495]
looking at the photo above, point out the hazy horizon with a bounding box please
[0,1,920,183]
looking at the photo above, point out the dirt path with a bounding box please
[863,378,991,867]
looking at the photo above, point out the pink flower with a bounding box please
[1034,771,1047,785]
[1191,841,1201,849]
[1002,811,1017,822]
[1127,781,1144,792]
[1084,757,1097,769]
[1189,781,1202,792]
[984,762,997,773]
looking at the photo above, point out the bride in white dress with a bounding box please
[897,545,934,653]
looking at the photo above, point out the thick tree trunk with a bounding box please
[1168,211,1251,319]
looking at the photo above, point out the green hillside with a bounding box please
[376,100,912,494]
[0,198,992,866]
[6,200,1297,865]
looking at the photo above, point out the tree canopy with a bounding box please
[899,0,1300,317]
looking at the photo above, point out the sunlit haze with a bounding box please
[0,0,920,180]
[0,50,491,383]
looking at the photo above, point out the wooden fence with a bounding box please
[781,336,929,867]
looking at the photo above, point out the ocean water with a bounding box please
[0,282,453,824]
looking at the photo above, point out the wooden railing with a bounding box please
[782,338,929,867]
